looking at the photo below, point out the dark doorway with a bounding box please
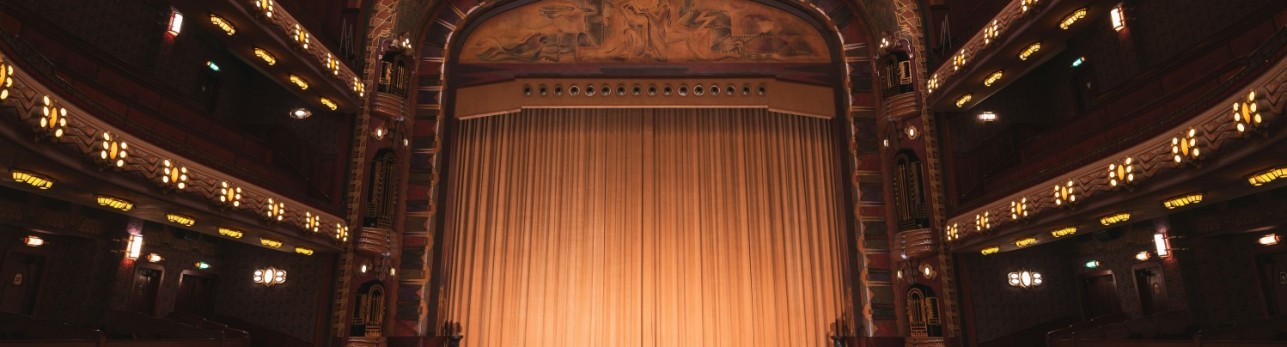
[175,271,216,316]
[1133,263,1170,315]
[0,251,45,315]
[1080,270,1121,318]
[1257,252,1287,316]
[126,264,164,315]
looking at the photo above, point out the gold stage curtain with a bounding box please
[440,108,853,347]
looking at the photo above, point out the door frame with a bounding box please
[176,269,216,315]
[1131,262,1168,316]
[128,262,165,316]
[1078,269,1119,319]
[1,245,50,316]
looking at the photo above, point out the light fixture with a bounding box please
[976,211,991,231]
[1019,42,1041,60]
[319,98,338,111]
[39,96,68,138]
[1260,234,1281,246]
[1162,193,1203,209]
[167,9,184,36]
[195,261,212,270]
[219,181,242,207]
[1107,157,1135,187]
[1248,167,1286,186]
[295,247,315,255]
[955,94,973,108]
[217,227,244,239]
[23,235,44,247]
[945,223,960,241]
[1050,226,1077,238]
[255,0,274,18]
[352,77,366,97]
[1021,0,1039,13]
[1071,57,1086,68]
[288,75,309,90]
[1084,260,1100,269]
[953,52,967,71]
[160,159,188,190]
[1010,197,1029,220]
[391,268,397,277]
[290,107,312,119]
[293,24,310,49]
[98,132,129,168]
[1053,179,1076,206]
[927,74,939,94]
[905,125,918,140]
[11,170,54,189]
[919,263,937,279]
[1233,90,1266,133]
[980,246,1000,255]
[978,111,998,122]
[253,48,277,66]
[253,267,287,286]
[1171,128,1200,163]
[1059,8,1087,30]
[208,14,236,36]
[373,127,387,140]
[206,61,220,72]
[304,212,320,232]
[146,253,163,263]
[360,264,368,273]
[260,238,283,248]
[325,53,340,75]
[1008,270,1043,288]
[1109,4,1126,31]
[166,213,196,227]
[1135,251,1152,261]
[335,223,349,242]
[983,20,1000,45]
[1014,237,1038,248]
[984,70,1003,87]
[0,58,12,101]
[125,234,144,260]
[1100,212,1131,226]
[1153,233,1171,257]
[97,195,134,211]
[265,198,285,221]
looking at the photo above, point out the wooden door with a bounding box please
[0,252,44,315]
[175,272,215,316]
[1080,271,1121,318]
[126,265,163,315]
[1133,264,1169,315]
[1257,253,1287,316]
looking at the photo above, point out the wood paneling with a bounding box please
[439,108,853,346]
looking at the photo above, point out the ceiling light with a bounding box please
[1162,193,1203,209]
[288,75,309,90]
[1060,8,1087,30]
[1008,270,1042,288]
[97,195,133,211]
[166,213,196,227]
[1260,234,1280,246]
[1019,42,1041,60]
[1100,212,1131,226]
[984,70,1003,87]
[11,170,54,189]
[209,14,236,36]
[254,48,277,66]
[319,98,338,111]
[978,111,997,122]
[980,246,1000,255]
[1014,237,1038,248]
[1050,227,1077,238]
[1248,167,1286,186]
[218,227,244,239]
[295,247,315,255]
[260,238,283,248]
[290,108,312,119]
[955,94,973,108]
[23,235,44,247]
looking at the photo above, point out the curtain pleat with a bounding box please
[440,108,851,347]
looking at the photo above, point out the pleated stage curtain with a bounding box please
[440,108,853,347]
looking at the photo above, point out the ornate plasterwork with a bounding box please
[0,54,348,244]
[249,0,365,98]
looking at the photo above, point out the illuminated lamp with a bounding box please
[288,75,309,90]
[976,211,991,231]
[1100,212,1131,226]
[953,52,966,71]
[167,10,184,36]
[97,195,133,211]
[978,111,998,123]
[38,96,68,138]
[1248,167,1287,187]
[1019,42,1041,61]
[1135,250,1152,261]
[219,181,242,207]
[1021,0,1039,13]
[98,132,129,168]
[1107,157,1135,188]
[352,77,366,97]
[1010,197,1029,220]
[1233,90,1269,134]
[1162,193,1203,209]
[1007,270,1043,288]
[984,20,1000,45]
[290,108,312,120]
[1060,8,1087,30]
[195,261,212,270]
[265,198,285,221]
[255,0,274,18]
[984,70,1003,87]
[945,223,960,241]
[1109,4,1126,31]
[23,235,44,247]
[0,58,12,101]
[208,14,236,36]
[125,234,143,260]
[160,159,188,190]
[260,238,283,248]
[166,213,196,227]
[1053,179,1076,206]
[905,125,918,140]
[1014,237,1038,248]
[11,170,54,189]
[1153,233,1171,257]
[1260,234,1281,246]
[980,246,1000,255]
[1050,227,1077,238]
[335,223,349,242]
[1171,128,1200,164]
[319,98,338,111]
[146,253,163,263]
[956,94,973,108]
[1071,57,1086,68]
[304,212,320,232]
[217,227,244,239]
[927,75,939,94]
[253,48,277,66]
[293,24,310,49]
[1084,260,1100,269]
[253,267,287,286]
[207,61,220,72]
[295,247,315,255]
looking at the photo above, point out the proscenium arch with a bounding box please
[404,0,891,338]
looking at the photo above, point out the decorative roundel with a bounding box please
[726,85,736,96]
[710,83,720,96]
[757,84,768,95]
[663,85,673,96]
[616,84,626,96]
[678,85,689,96]
[648,84,657,96]
[586,84,596,96]
[694,85,704,96]
[601,85,611,96]
[631,84,642,96]
[538,84,548,96]
[553,85,563,96]
[569,85,580,96]
[742,84,752,95]
[522,85,532,96]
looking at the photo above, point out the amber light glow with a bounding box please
[96,195,133,211]
[984,70,1004,87]
[253,267,287,286]
[1060,8,1088,30]
[1248,167,1286,187]
[1260,234,1281,246]
[1050,227,1077,238]
[320,97,338,111]
[166,213,196,227]
[289,75,310,90]
[125,234,143,260]
[981,246,1000,255]
[11,170,54,189]
[956,94,973,108]
[209,14,236,35]
[218,227,244,239]
[260,238,283,248]
[295,247,315,255]
[23,235,44,247]
[1162,193,1203,209]
[1019,42,1041,60]
[1014,237,1039,248]
[254,48,277,66]
[1100,212,1131,226]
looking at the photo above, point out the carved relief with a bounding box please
[460,0,829,63]
[894,150,928,229]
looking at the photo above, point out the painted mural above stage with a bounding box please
[460,0,830,63]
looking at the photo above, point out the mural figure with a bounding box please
[463,0,827,63]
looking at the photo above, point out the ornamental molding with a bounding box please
[247,0,364,99]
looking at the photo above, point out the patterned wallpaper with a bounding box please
[0,223,124,327]
[212,240,335,343]
[961,239,1081,343]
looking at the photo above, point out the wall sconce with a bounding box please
[166,213,196,227]
[360,264,368,273]
[1021,0,1039,12]
[292,24,310,50]
[1153,232,1171,257]
[1084,260,1100,269]
[23,235,44,247]
[97,195,133,211]
[1053,179,1076,206]
[353,76,366,97]
[977,111,998,123]
[125,234,144,260]
[945,223,960,242]
[1259,234,1280,246]
[217,227,244,239]
[160,160,188,190]
[325,53,340,75]
[304,212,320,233]
[1162,193,1203,209]
[38,96,68,138]
[207,61,220,72]
[195,261,212,270]
[11,170,54,189]
[0,60,10,101]
[208,14,236,36]
[1008,270,1043,288]
[983,20,1000,45]
[1171,128,1200,164]
[264,198,286,221]
[1100,212,1131,226]
[253,48,277,66]
[219,181,243,207]
[927,74,939,94]
[953,52,967,71]
[98,132,129,168]
[1059,8,1087,30]
[980,246,1000,255]
[1135,250,1152,261]
[976,211,992,232]
[1019,42,1041,61]
[1109,4,1126,31]
[167,9,184,36]
[1233,90,1267,134]
[146,253,163,263]
[373,127,387,140]
[335,223,349,242]
[1010,197,1029,220]
[253,267,287,286]
[919,263,937,279]
[255,0,274,18]
[905,125,918,140]
[1248,167,1286,187]
[1107,157,1136,188]
[1071,57,1086,68]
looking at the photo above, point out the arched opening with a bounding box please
[352,280,388,337]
